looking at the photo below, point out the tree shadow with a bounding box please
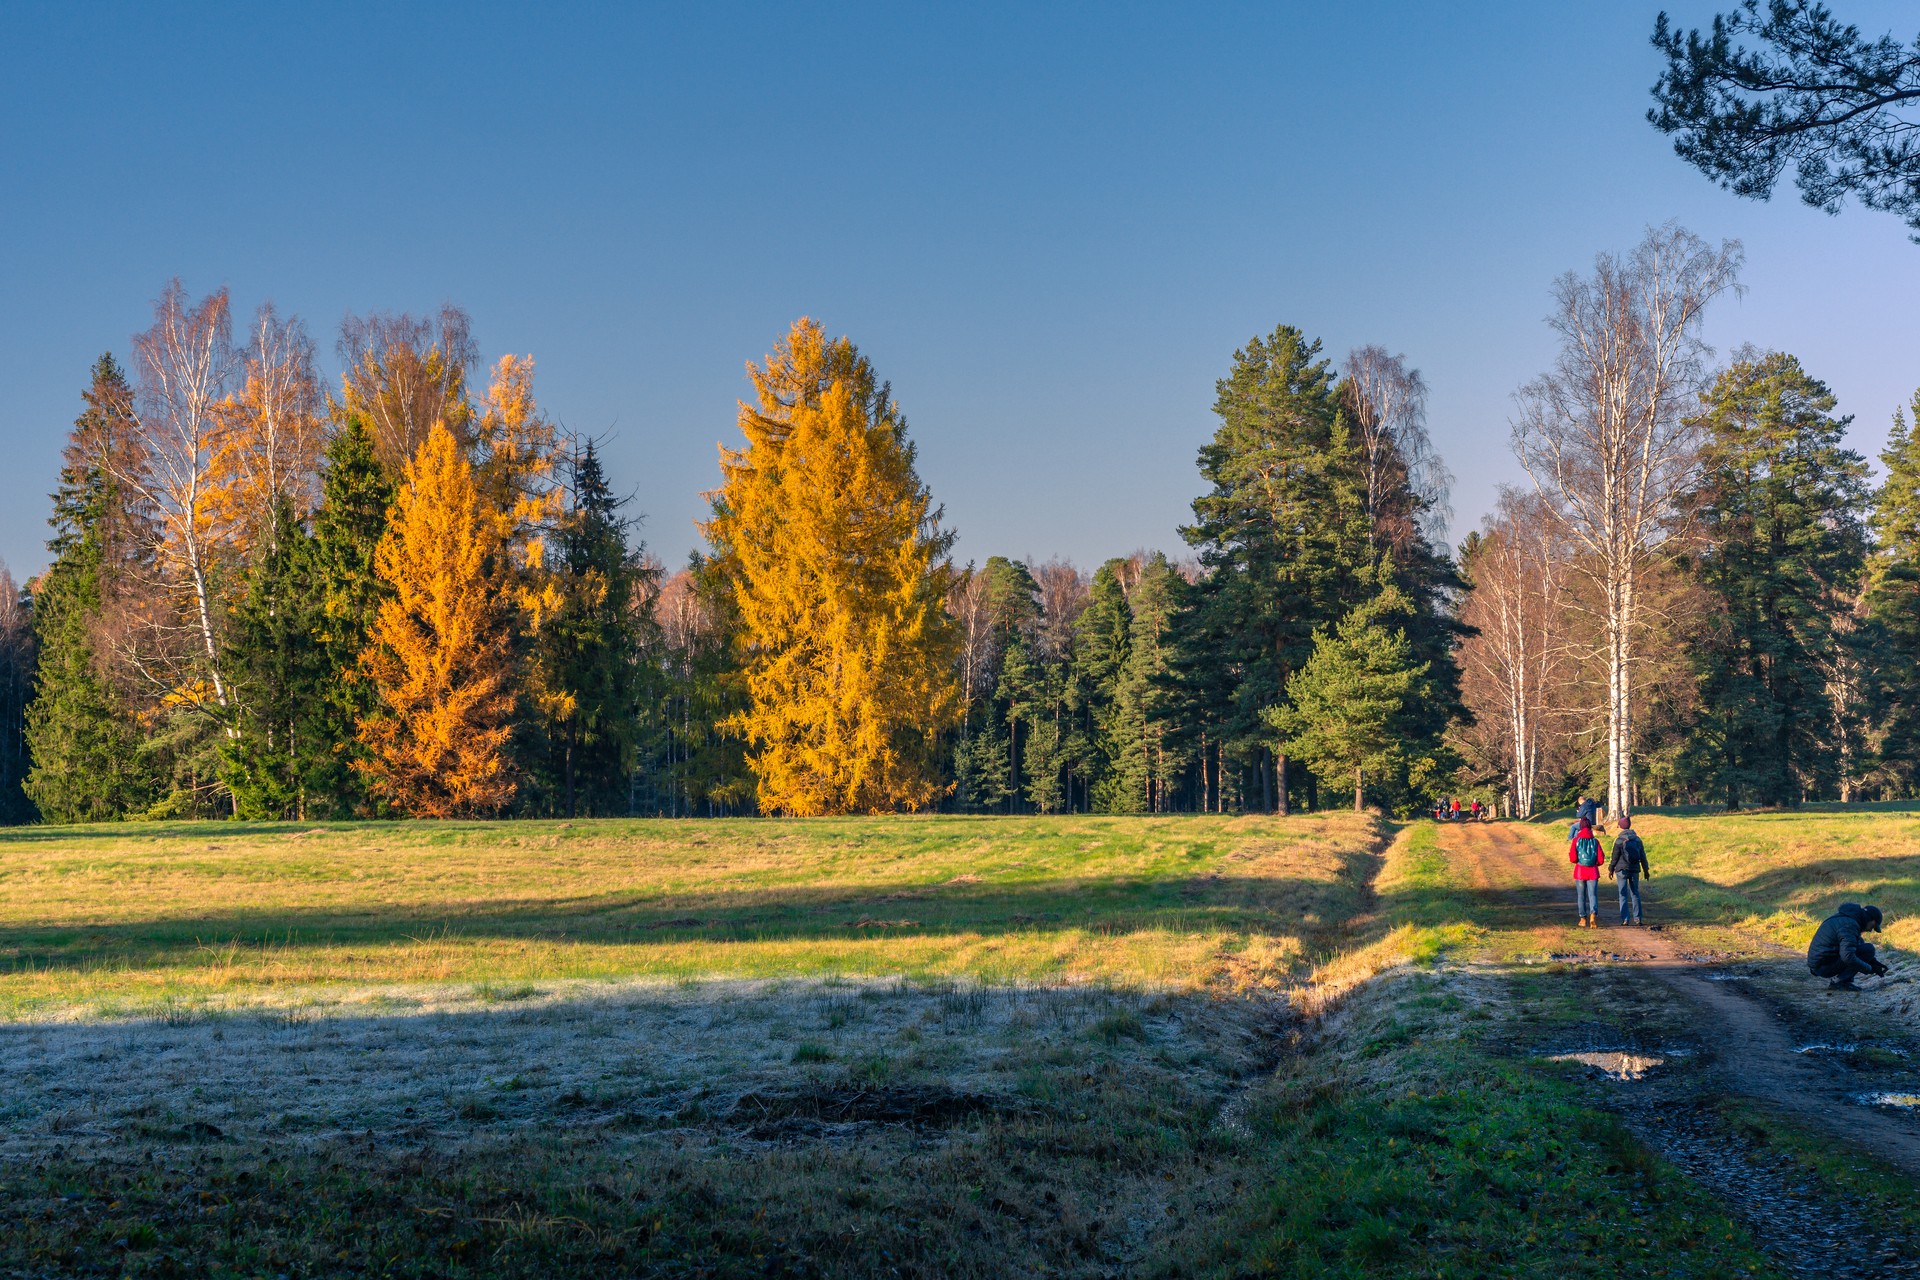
[0,850,1385,977]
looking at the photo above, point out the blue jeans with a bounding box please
[1616,875,1642,924]
[1574,880,1598,917]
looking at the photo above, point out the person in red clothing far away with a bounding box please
[1470,798,1483,821]
[1569,821,1604,928]
[1451,798,1462,820]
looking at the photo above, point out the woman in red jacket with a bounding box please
[1569,821,1604,928]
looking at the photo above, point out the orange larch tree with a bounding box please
[704,318,960,815]
[356,421,517,816]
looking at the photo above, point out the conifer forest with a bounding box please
[3,220,1920,825]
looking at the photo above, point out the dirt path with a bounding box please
[1442,820,1920,1175]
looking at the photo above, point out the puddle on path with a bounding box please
[1545,1051,1668,1080]
[1856,1092,1920,1111]
[1797,1042,1910,1058]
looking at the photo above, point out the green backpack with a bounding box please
[1575,835,1602,868]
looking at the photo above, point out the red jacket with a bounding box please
[1569,831,1602,880]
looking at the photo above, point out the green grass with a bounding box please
[7,808,1920,1275]
[1523,803,1920,955]
[0,813,1382,1016]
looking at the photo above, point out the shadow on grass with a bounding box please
[0,850,1384,977]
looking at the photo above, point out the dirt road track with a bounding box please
[1445,821,1920,1177]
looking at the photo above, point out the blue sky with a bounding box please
[4,1,1918,581]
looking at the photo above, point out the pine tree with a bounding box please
[703,319,961,815]
[357,422,517,816]
[24,356,157,822]
[306,417,394,814]
[523,440,654,816]
[1868,389,1920,789]
[1181,325,1375,812]
[1683,352,1869,806]
[1268,586,1438,811]
[218,498,331,818]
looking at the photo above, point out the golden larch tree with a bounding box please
[473,353,563,621]
[356,421,517,816]
[704,318,960,815]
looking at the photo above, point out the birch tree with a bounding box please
[1455,490,1576,816]
[1512,224,1741,817]
[1340,346,1453,553]
[335,306,477,471]
[213,303,324,552]
[124,280,241,710]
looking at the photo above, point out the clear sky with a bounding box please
[4,1,1918,582]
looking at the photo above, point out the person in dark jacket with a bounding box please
[1576,794,1602,830]
[1608,816,1650,925]
[1807,903,1888,992]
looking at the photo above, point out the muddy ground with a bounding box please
[1448,821,1920,1277]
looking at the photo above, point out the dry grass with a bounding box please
[0,813,1383,1018]
[0,811,1855,1276]
[1524,803,1920,955]
[0,813,1395,1278]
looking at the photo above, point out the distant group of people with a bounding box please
[1566,795,1647,928]
[1432,797,1487,822]
[1559,793,1895,992]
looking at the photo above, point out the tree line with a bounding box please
[1454,224,1920,816]
[0,292,1461,822]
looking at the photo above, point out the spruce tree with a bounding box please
[975,557,1043,810]
[0,568,32,824]
[1082,556,1187,812]
[1071,562,1132,808]
[1867,389,1920,789]
[24,356,156,822]
[523,440,654,816]
[306,417,394,814]
[219,498,332,818]
[1683,352,1869,806]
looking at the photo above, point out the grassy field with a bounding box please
[3,808,1918,1276]
[1578,804,1920,955]
[0,814,1378,1017]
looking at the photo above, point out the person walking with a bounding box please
[1569,820,1603,928]
[1608,816,1650,925]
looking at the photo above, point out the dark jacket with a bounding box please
[1808,904,1873,972]
[1577,798,1600,826]
[1608,831,1648,878]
